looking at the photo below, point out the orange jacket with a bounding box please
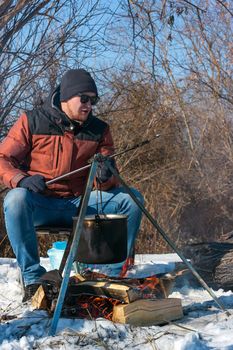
[0,89,118,197]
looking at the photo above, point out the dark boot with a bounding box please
[22,283,41,302]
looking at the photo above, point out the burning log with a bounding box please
[66,280,143,303]
[78,271,176,298]
[65,274,173,303]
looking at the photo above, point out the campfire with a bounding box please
[32,270,183,326]
[61,295,121,320]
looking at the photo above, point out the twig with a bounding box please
[215,0,233,17]
[168,320,216,337]
[182,0,206,12]
[0,234,7,248]
[0,314,18,322]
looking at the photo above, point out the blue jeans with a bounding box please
[4,187,143,285]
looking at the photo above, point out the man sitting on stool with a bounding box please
[0,68,143,302]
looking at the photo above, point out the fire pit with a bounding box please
[32,271,183,326]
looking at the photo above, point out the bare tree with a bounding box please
[0,0,114,138]
[98,0,233,251]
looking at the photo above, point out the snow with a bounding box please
[1,254,233,349]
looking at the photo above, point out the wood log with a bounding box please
[68,274,175,303]
[112,298,183,326]
[31,285,47,309]
[215,251,233,289]
[185,240,233,290]
[68,280,148,303]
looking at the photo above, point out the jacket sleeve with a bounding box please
[0,113,31,188]
[94,125,119,191]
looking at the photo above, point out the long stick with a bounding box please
[46,134,160,186]
[106,161,230,316]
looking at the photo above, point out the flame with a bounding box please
[120,257,135,278]
[139,276,160,291]
[62,295,121,320]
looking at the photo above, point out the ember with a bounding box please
[62,295,121,320]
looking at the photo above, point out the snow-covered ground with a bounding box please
[1,254,233,350]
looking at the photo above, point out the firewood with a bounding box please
[112,298,183,326]
[73,273,85,282]
[68,273,175,302]
[31,285,47,309]
[80,271,177,297]
[68,280,141,303]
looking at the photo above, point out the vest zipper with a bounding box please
[55,140,62,168]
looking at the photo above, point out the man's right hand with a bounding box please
[18,174,46,193]
[96,158,116,184]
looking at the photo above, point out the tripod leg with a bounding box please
[106,160,230,316]
[49,159,98,336]
[58,195,85,275]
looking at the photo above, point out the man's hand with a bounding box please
[18,174,46,193]
[96,158,116,184]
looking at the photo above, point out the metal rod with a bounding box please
[46,163,91,185]
[106,160,230,316]
[46,134,160,186]
[48,159,98,336]
[110,134,160,158]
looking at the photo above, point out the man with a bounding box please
[0,69,143,302]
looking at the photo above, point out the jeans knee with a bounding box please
[123,188,144,214]
[4,188,30,214]
[129,188,144,208]
[132,188,144,204]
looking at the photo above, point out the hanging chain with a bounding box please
[96,181,104,216]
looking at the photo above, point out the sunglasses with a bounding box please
[78,94,99,105]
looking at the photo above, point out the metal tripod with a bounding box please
[49,154,230,336]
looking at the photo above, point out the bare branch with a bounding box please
[215,0,233,17]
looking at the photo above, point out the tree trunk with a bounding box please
[185,232,233,290]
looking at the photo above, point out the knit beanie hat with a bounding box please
[60,69,98,101]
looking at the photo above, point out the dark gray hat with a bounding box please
[60,69,98,101]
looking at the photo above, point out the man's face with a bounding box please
[62,92,96,122]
